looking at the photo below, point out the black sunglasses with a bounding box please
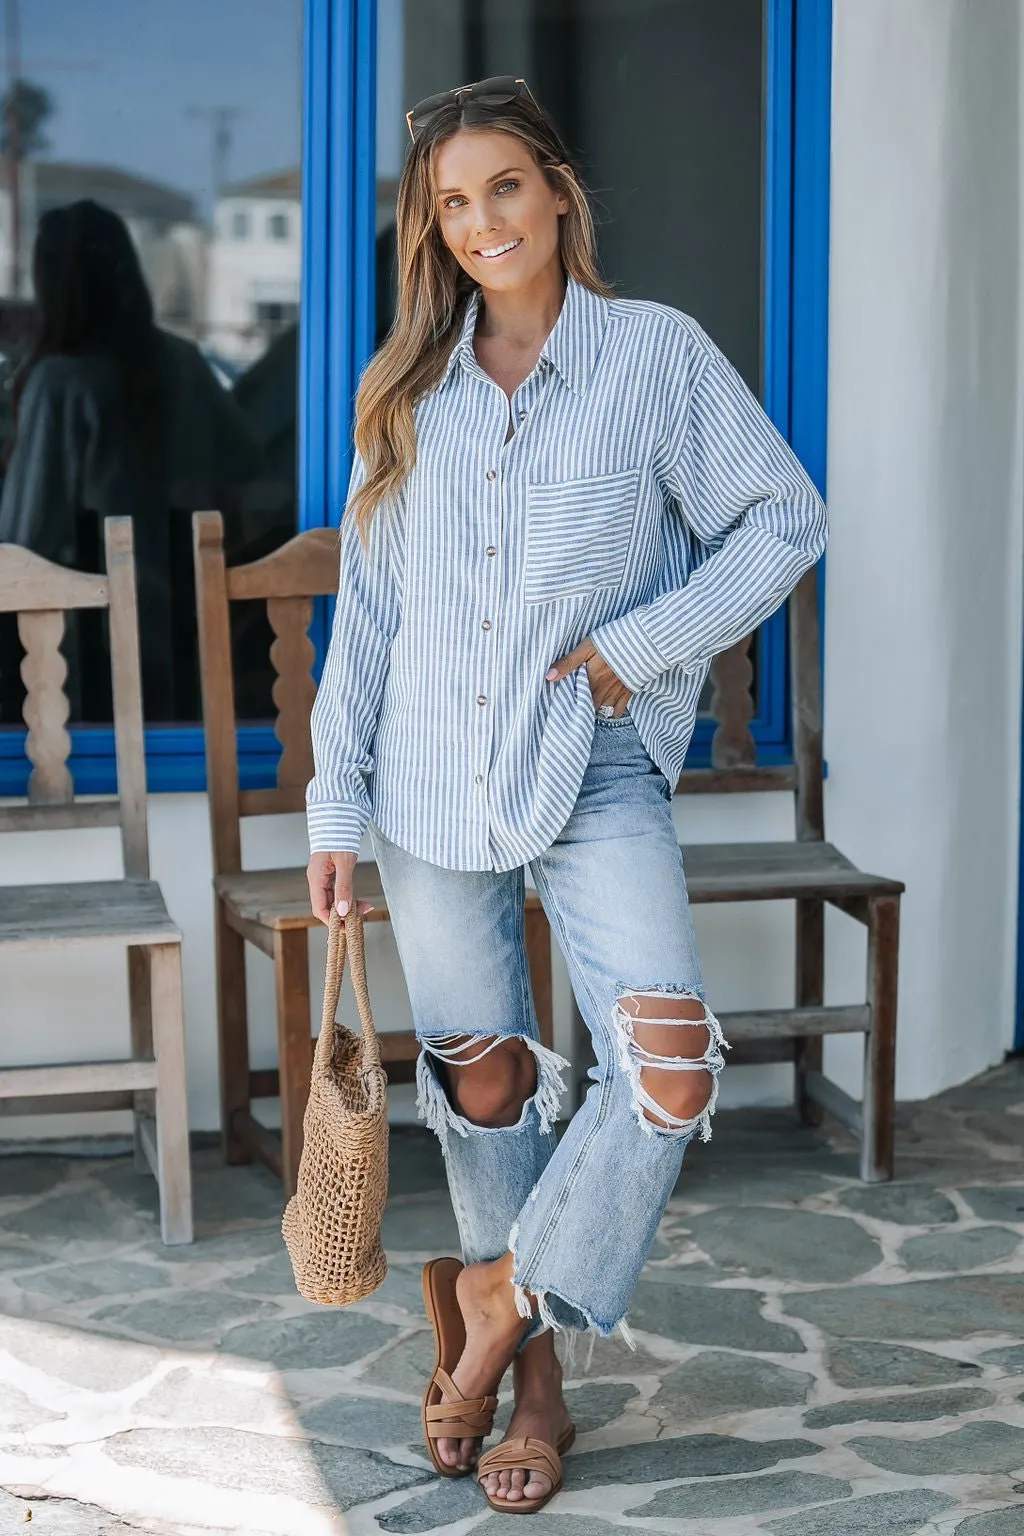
[405,75,535,142]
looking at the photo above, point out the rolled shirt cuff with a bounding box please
[305,800,370,856]
[590,608,675,693]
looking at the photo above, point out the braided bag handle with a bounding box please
[314,905,382,1078]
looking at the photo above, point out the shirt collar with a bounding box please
[442,274,609,395]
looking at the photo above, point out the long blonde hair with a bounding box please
[351,89,612,540]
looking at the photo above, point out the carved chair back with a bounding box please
[675,569,824,843]
[0,517,149,877]
[193,511,340,878]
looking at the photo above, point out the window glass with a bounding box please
[0,0,303,730]
[376,0,766,715]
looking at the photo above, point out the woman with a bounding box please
[0,199,261,720]
[306,77,826,1515]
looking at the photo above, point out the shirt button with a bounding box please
[474,773,483,785]
[481,619,492,631]
[485,468,497,481]
[477,694,487,706]
[518,410,526,420]
[486,546,496,557]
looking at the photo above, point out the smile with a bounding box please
[476,238,522,259]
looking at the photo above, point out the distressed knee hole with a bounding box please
[423,1033,535,1128]
[416,1033,570,1146]
[613,989,729,1141]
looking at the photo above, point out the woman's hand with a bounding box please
[545,638,632,717]
[307,851,377,925]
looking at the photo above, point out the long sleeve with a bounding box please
[306,455,402,854]
[590,321,828,693]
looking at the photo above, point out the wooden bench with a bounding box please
[193,511,554,1197]
[0,518,193,1243]
[669,570,905,1181]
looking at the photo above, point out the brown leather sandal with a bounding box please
[475,1425,576,1514]
[421,1257,498,1478]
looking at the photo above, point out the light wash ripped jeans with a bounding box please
[368,711,728,1343]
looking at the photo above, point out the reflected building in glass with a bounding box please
[0,0,303,729]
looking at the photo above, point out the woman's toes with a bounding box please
[524,1471,551,1500]
[457,1436,476,1470]
[437,1436,457,1467]
[506,1467,527,1501]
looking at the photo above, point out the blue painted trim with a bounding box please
[300,0,332,537]
[0,724,281,795]
[326,1,356,530]
[790,0,831,756]
[764,0,794,443]
[790,0,831,501]
[326,0,377,528]
[352,0,378,418]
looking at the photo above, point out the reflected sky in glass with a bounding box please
[13,1,301,216]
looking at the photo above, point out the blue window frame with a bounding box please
[0,0,829,796]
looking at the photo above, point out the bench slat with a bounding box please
[0,1060,158,1097]
[0,881,181,947]
[719,1004,870,1039]
[216,864,545,931]
[682,841,904,902]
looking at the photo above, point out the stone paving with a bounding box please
[1,1059,1023,1535]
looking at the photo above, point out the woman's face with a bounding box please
[432,128,568,292]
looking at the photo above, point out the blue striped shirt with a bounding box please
[307,275,827,871]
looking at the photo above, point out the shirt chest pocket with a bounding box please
[523,466,640,606]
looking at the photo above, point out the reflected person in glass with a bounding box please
[0,200,262,721]
[306,77,827,1515]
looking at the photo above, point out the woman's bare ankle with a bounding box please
[514,1332,563,1400]
[456,1253,521,1326]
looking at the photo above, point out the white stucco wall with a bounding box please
[823,0,1024,1097]
[3,0,1022,1142]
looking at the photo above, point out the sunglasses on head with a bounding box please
[405,75,536,142]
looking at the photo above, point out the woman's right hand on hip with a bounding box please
[307,851,376,925]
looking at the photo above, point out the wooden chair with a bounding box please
[672,570,904,1180]
[0,518,193,1243]
[193,511,555,1197]
[572,569,904,1181]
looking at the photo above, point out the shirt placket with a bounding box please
[473,366,546,865]
[473,435,503,863]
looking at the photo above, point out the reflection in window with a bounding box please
[376,0,765,719]
[0,0,303,729]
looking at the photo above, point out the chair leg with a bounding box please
[127,946,153,1171]
[216,900,252,1165]
[149,941,194,1244]
[794,896,825,1125]
[273,927,313,1199]
[861,895,900,1182]
[525,903,554,1051]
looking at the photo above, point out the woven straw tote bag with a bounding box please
[282,905,389,1304]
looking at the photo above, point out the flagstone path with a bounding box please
[1,1059,1022,1534]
